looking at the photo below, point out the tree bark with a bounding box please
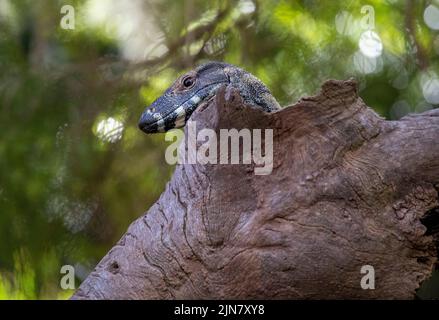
[72,79,439,299]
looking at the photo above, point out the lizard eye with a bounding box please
[182,76,195,88]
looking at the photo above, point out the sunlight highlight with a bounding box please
[421,72,439,104]
[96,117,124,143]
[424,4,439,30]
[359,30,383,58]
[238,0,256,15]
[84,0,167,61]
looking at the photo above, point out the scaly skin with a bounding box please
[138,61,281,133]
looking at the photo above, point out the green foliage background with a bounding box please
[0,0,438,299]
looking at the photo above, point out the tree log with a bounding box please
[72,79,439,299]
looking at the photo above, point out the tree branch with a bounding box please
[72,79,439,299]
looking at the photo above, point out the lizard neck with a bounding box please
[225,66,281,112]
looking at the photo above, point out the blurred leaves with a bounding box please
[0,0,438,298]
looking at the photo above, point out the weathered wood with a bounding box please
[72,79,439,299]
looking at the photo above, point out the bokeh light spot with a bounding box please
[359,30,383,58]
[424,4,439,30]
[390,100,411,119]
[422,76,439,104]
[335,11,355,36]
[353,51,377,74]
[96,117,124,143]
[238,0,256,15]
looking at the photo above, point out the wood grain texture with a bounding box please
[72,79,439,299]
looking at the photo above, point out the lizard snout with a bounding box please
[138,109,164,133]
[138,94,179,133]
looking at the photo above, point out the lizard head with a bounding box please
[138,61,231,133]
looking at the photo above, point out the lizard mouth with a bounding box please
[139,82,227,133]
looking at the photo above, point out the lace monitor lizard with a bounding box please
[138,61,280,134]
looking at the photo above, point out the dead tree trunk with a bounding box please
[72,80,439,299]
